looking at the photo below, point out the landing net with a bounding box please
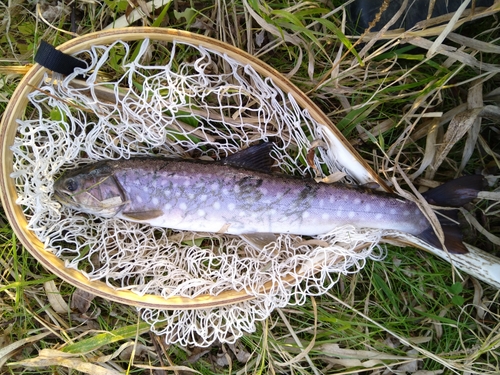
[11,38,384,346]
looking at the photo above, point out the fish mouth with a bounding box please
[52,189,77,208]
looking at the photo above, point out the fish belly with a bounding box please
[113,161,430,236]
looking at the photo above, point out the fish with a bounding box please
[53,143,483,254]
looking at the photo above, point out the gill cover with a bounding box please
[54,162,126,218]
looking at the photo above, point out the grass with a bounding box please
[1,0,500,374]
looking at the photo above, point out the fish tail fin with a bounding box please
[417,175,484,254]
[422,174,484,207]
[417,213,468,254]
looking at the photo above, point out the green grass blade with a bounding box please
[61,322,154,354]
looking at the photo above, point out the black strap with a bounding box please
[347,0,494,33]
[35,40,87,75]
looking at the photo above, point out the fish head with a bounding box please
[53,162,126,218]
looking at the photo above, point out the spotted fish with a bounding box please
[53,143,483,254]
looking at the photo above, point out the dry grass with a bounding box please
[1,0,500,374]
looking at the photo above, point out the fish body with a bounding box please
[53,143,482,253]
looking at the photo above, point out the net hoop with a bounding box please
[0,27,385,311]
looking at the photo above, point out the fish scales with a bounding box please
[55,157,429,237]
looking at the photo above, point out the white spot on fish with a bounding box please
[319,199,325,208]
[228,203,235,211]
[179,202,187,210]
[213,202,220,210]
[364,204,371,212]
[175,191,181,197]
[379,201,386,207]
[183,180,191,187]
[270,209,277,215]
[322,213,329,220]
[260,188,268,195]
[200,194,207,202]
[222,188,230,195]
[275,192,284,199]
[342,194,349,201]
[137,196,143,204]
[403,210,410,216]
[415,208,421,215]
[211,183,218,191]
[125,186,131,193]
[354,198,361,204]
[348,211,355,219]
[142,186,149,192]
[336,210,342,217]
[302,211,310,219]
[390,208,397,215]
[375,213,383,219]
[164,203,172,210]
[234,185,240,193]
[329,196,335,203]
[152,197,159,206]
[197,209,205,217]
[239,211,246,217]
[188,193,195,200]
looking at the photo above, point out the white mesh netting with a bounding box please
[11,38,385,346]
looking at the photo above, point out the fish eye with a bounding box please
[65,178,78,192]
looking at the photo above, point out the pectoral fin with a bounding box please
[122,210,164,221]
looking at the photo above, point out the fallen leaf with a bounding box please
[431,108,483,173]
[185,346,210,364]
[0,332,52,368]
[9,349,122,375]
[71,288,95,314]
[228,342,251,363]
[44,280,69,314]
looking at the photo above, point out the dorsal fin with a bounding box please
[220,143,275,173]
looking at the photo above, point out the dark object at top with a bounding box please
[35,40,87,75]
[347,0,494,33]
